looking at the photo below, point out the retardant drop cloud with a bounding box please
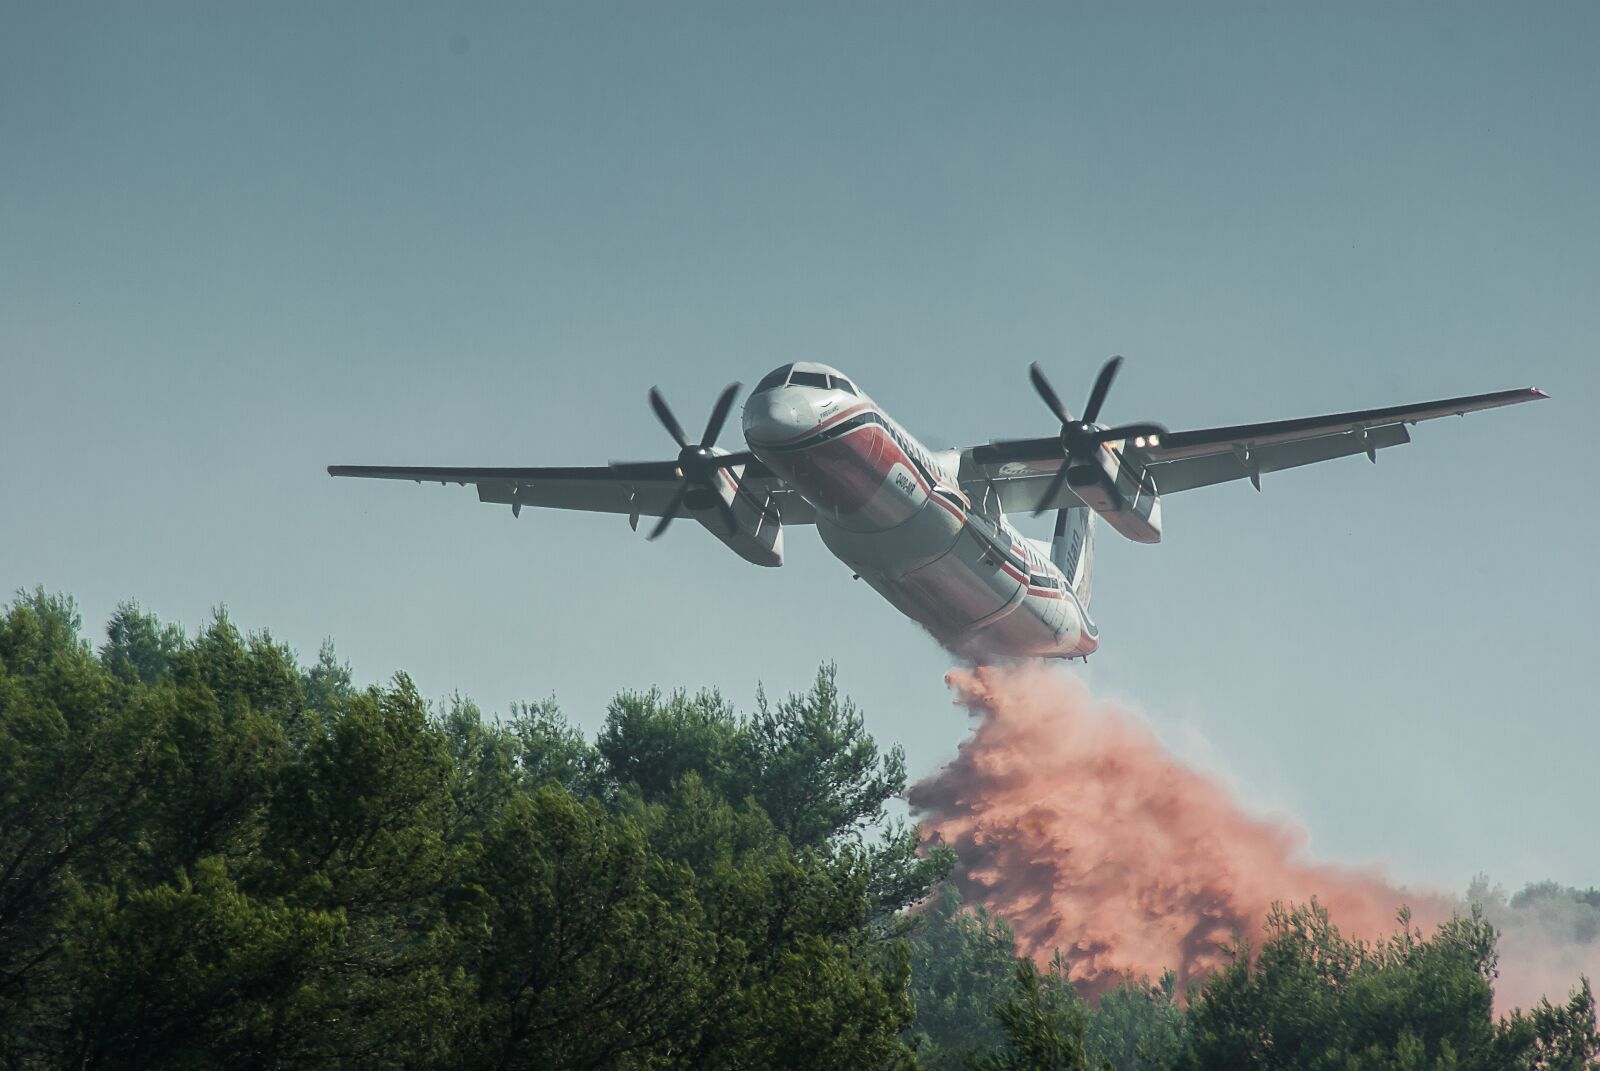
[909,662,1451,998]
[911,663,1600,1009]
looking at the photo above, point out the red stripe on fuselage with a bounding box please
[758,407,967,525]
[761,409,960,521]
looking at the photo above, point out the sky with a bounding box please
[3,2,1596,892]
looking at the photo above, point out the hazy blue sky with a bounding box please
[4,3,1596,891]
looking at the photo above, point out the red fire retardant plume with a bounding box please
[909,663,1450,998]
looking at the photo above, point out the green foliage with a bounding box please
[973,955,1096,1071]
[0,592,944,1070]
[1087,972,1187,1071]
[1175,900,1600,1071]
[508,696,602,794]
[462,787,719,1069]
[746,665,907,848]
[300,638,354,718]
[1494,981,1600,1071]
[51,857,344,1069]
[597,686,746,803]
[908,883,1022,1069]
[3,590,1596,1071]
[100,600,185,686]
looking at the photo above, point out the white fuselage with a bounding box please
[742,370,1097,660]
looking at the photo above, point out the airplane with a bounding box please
[329,359,1545,661]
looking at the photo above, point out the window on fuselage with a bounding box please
[755,366,793,392]
[829,375,857,395]
[789,370,830,389]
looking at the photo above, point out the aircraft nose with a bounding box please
[742,387,817,447]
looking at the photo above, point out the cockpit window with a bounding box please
[789,370,830,389]
[829,375,857,396]
[755,366,793,392]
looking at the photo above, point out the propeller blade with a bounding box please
[648,387,690,449]
[1080,356,1122,425]
[1028,363,1073,426]
[608,460,683,480]
[701,382,742,447]
[1031,465,1072,517]
[708,450,758,470]
[1091,422,1168,444]
[647,483,689,540]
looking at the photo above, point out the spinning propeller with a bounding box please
[643,382,754,540]
[1026,356,1167,516]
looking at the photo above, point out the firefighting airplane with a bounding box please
[329,359,1544,660]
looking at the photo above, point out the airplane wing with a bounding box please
[962,385,1547,510]
[326,460,817,524]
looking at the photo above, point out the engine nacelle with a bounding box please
[691,465,785,566]
[1066,450,1162,544]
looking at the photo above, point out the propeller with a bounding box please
[1027,356,1167,516]
[643,382,753,540]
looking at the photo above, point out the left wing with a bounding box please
[326,461,816,525]
[962,385,1547,512]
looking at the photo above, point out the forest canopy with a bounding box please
[0,589,1594,1070]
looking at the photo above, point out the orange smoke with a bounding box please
[909,662,1448,997]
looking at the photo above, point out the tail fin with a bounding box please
[1051,506,1093,608]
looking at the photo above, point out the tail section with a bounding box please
[1052,506,1093,609]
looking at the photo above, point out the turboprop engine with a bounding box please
[672,453,785,566]
[1061,444,1162,544]
[1024,358,1164,544]
[626,383,785,566]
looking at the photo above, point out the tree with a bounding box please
[746,665,907,850]
[300,638,353,719]
[1493,981,1600,1071]
[1177,901,1541,1071]
[597,686,748,804]
[2,591,951,1070]
[1087,973,1187,1071]
[506,696,601,796]
[99,600,184,686]
[973,956,1095,1071]
[907,883,1021,1069]
[48,857,343,1070]
[0,592,154,1062]
[461,786,720,1070]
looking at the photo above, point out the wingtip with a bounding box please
[1529,387,1550,399]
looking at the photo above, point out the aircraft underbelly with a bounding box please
[819,503,1090,659]
[958,589,1091,660]
[889,524,1024,632]
[847,543,1090,658]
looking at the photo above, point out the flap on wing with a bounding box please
[472,476,677,515]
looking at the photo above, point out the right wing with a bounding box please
[964,385,1546,502]
[326,461,817,524]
